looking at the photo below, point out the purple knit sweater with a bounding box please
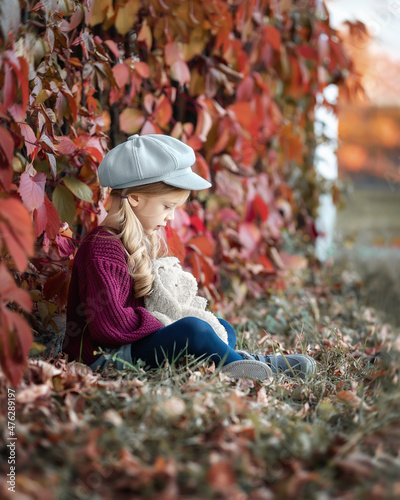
[63,225,163,365]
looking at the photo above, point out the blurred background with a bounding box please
[323,0,400,324]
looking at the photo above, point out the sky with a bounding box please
[326,0,400,61]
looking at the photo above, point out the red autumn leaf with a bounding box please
[134,61,150,78]
[112,63,130,88]
[238,222,261,255]
[264,25,282,51]
[207,461,236,491]
[259,254,275,272]
[297,45,318,60]
[0,198,35,272]
[197,254,215,287]
[253,194,269,222]
[193,153,211,182]
[188,235,215,258]
[0,101,8,119]
[190,214,205,233]
[34,195,60,240]
[211,118,231,155]
[188,252,202,282]
[0,125,14,190]
[34,200,46,238]
[165,225,186,263]
[186,134,203,151]
[19,123,37,158]
[0,263,33,387]
[3,63,16,109]
[153,95,172,127]
[43,270,70,308]
[104,40,120,59]
[18,171,47,211]
[0,306,33,387]
[44,196,61,240]
[228,102,253,128]
[56,136,78,155]
[5,51,30,112]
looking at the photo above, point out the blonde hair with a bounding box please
[104,182,190,299]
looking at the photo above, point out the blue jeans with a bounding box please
[89,317,242,372]
[131,317,241,368]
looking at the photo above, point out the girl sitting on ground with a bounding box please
[63,134,316,380]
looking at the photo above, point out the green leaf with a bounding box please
[29,342,47,357]
[63,176,93,203]
[52,184,76,224]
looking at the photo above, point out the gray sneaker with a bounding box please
[220,360,273,380]
[237,350,317,379]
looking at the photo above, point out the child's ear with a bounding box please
[127,194,139,207]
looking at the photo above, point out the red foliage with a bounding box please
[0,0,360,385]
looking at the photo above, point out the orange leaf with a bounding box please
[0,198,35,272]
[287,134,303,162]
[188,235,215,258]
[207,461,236,491]
[259,255,275,272]
[119,108,145,134]
[0,306,32,387]
[193,153,211,182]
[134,61,150,79]
[137,21,152,51]
[0,125,14,190]
[197,254,215,287]
[186,134,203,151]
[165,226,186,263]
[337,390,361,409]
[112,63,130,88]
[228,102,253,128]
[264,25,281,51]
[153,95,172,127]
[56,136,78,155]
[188,252,201,282]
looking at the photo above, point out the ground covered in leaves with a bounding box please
[1,262,400,500]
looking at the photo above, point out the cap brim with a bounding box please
[163,171,212,190]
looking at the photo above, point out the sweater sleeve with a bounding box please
[84,257,164,346]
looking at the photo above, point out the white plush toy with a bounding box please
[144,256,228,344]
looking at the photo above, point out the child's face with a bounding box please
[129,191,188,235]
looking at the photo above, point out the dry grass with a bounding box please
[1,262,399,499]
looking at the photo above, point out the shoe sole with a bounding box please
[220,360,273,380]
